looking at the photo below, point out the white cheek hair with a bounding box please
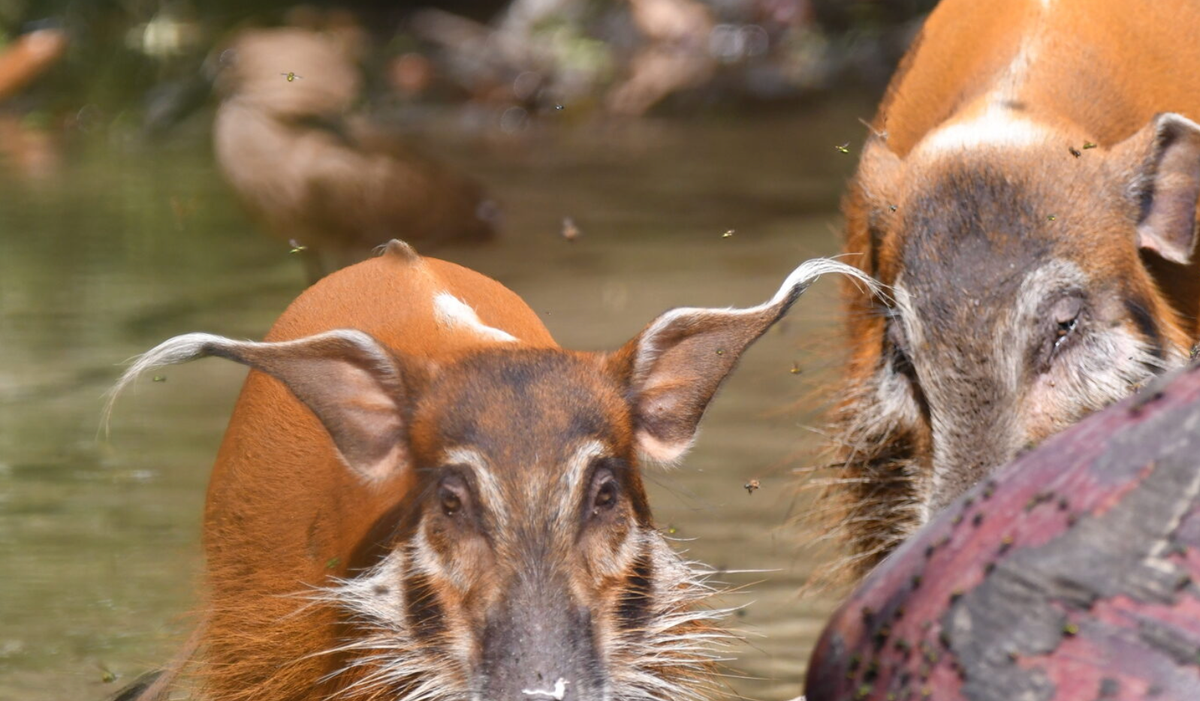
[1032,324,1181,424]
[1014,260,1185,423]
[311,544,474,698]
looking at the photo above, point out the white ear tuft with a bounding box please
[616,258,884,464]
[104,329,412,482]
[103,332,246,435]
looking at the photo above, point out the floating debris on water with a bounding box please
[561,217,581,242]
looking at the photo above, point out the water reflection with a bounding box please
[0,98,874,699]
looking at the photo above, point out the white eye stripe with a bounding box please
[440,447,509,527]
[558,440,609,519]
[437,442,617,530]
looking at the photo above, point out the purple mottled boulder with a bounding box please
[806,362,1200,701]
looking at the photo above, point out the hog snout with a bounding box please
[479,585,604,701]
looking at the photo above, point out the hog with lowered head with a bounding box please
[828,0,1200,578]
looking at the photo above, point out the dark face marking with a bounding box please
[1124,297,1165,362]
[617,554,656,630]
[898,161,1052,316]
[402,565,446,639]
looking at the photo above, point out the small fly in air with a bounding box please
[744,479,761,495]
[1068,146,1082,158]
[281,72,303,82]
[722,229,735,238]
[790,362,802,375]
[835,142,851,154]
[555,104,564,111]
[1082,141,1097,150]
[561,217,581,242]
[1047,214,1057,222]
[152,375,167,383]
[288,238,307,254]
[888,204,898,212]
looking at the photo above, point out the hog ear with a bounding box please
[105,330,416,483]
[857,135,905,211]
[608,259,881,464]
[850,135,905,263]
[1115,113,1200,265]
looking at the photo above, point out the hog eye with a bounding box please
[1054,317,1077,349]
[1049,296,1084,354]
[594,479,617,511]
[587,464,620,516]
[436,473,470,518]
[440,488,462,517]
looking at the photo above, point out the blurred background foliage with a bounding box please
[0,0,934,134]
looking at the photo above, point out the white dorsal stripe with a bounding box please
[433,293,518,342]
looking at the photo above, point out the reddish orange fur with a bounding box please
[194,250,556,699]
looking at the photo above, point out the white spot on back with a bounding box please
[433,293,518,342]
[914,108,1051,156]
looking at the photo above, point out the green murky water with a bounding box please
[0,97,876,700]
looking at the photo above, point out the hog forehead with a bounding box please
[896,162,1063,322]
[417,349,628,463]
